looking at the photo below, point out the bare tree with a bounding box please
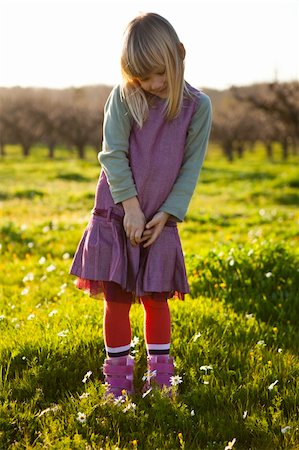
[58,88,102,159]
[232,82,299,160]
[0,90,43,156]
[29,91,63,158]
[212,97,261,161]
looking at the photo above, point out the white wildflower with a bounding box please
[20,224,27,231]
[79,392,90,400]
[265,272,273,278]
[170,375,183,386]
[21,288,29,295]
[49,309,58,317]
[193,332,202,341]
[23,272,34,282]
[62,252,70,260]
[0,315,5,321]
[46,264,56,272]
[76,412,87,423]
[268,380,279,390]
[58,283,67,296]
[57,329,69,337]
[229,259,235,266]
[203,381,209,385]
[199,365,213,373]
[281,426,291,434]
[27,313,35,320]
[191,409,195,416]
[28,242,34,248]
[11,317,18,323]
[114,395,126,405]
[82,370,92,383]
[123,402,136,413]
[39,256,46,265]
[35,303,42,309]
[245,313,254,319]
[278,348,283,353]
[257,340,266,346]
[42,226,50,233]
[243,410,248,419]
[131,336,139,347]
[225,438,236,450]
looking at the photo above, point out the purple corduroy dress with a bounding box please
[70,90,200,300]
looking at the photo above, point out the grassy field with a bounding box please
[0,144,298,450]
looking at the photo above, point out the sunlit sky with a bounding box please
[0,0,298,90]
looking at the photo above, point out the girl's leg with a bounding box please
[141,297,171,356]
[102,283,135,397]
[141,297,174,391]
[102,281,133,357]
[103,300,132,357]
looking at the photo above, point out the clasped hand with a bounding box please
[122,197,170,247]
[123,210,170,247]
[141,212,170,248]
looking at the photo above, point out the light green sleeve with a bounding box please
[158,92,212,222]
[98,85,137,203]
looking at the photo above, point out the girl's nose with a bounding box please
[150,75,164,91]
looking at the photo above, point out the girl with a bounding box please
[70,12,212,397]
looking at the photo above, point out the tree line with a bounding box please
[0,81,298,161]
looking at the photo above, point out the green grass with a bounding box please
[0,144,298,449]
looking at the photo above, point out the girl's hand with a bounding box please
[141,211,170,248]
[122,197,146,246]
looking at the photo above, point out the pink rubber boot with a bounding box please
[143,355,175,392]
[103,355,135,398]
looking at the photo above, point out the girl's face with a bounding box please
[137,70,168,98]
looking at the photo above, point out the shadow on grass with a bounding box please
[3,341,105,404]
[202,166,277,183]
[56,173,91,182]
[185,212,245,227]
[275,193,299,205]
[5,189,45,200]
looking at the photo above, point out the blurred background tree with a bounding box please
[0,81,298,161]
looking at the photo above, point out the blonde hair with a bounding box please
[120,13,190,128]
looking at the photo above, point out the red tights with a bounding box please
[103,298,171,354]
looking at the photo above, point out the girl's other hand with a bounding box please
[122,197,146,246]
[141,212,170,248]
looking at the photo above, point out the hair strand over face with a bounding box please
[120,13,189,127]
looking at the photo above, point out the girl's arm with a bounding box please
[157,92,212,222]
[99,85,137,203]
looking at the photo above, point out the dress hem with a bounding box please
[73,276,187,302]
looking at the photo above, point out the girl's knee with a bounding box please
[141,297,169,311]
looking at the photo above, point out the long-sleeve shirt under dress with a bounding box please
[70,84,212,299]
